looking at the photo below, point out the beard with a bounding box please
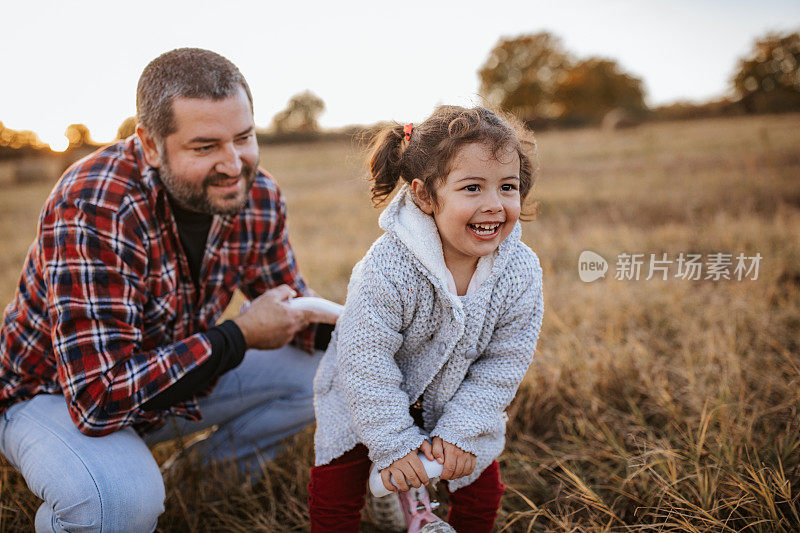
[158,158,258,216]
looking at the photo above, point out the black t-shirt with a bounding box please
[142,199,246,410]
[142,198,333,411]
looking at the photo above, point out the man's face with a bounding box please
[141,86,260,215]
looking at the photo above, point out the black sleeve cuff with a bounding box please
[142,320,247,411]
[314,323,335,351]
[207,319,247,372]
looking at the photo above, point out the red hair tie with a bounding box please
[403,123,413,142]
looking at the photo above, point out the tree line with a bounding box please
[479,29,800,128]
[2,28,798,156]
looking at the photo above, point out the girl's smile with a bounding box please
[413,142,521,275]
[468,221,504,237]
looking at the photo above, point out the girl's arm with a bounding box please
[430,258,544,455]
[336,268,427,471]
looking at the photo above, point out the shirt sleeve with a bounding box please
[141,320,246,411]
[430,262,544,455]
[42,199,215,437]
[239,189,317,353]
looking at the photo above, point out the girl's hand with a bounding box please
[380,448,430,493]
[431,436,476,480]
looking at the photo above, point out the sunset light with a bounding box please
[44,134,69,153]
[2,1,798,150]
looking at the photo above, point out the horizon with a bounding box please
[2,0,798,151]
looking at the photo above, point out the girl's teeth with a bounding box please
[470,223,500,235]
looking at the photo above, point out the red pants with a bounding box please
[308,444,505,532]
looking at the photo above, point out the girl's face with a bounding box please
[413,142,521,270]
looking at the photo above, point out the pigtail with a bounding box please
[367,123,406,206]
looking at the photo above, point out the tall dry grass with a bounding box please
[0,113,799,531]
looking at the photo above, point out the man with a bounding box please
[0,48,337,532]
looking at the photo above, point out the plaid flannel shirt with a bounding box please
[0,136,314,437]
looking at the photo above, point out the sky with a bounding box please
[2,0,798,151]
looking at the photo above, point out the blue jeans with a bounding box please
[0,345,322,533]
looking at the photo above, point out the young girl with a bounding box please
[308,106,544,532]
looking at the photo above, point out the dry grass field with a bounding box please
[1,113,799,531]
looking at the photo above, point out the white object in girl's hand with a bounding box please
[369,452,444,498]
[287,297,344,316]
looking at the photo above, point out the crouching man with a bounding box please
[0,48,337,532]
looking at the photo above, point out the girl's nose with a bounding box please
[482,191,503,213]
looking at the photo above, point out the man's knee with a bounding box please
[0,396,166,532]
[37,462,165,533]
[96,463,165,532]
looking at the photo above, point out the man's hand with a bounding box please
[380,447,431,493]
[232,285,337,350]
[431,436,475,481]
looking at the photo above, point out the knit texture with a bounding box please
[313,185,544,490]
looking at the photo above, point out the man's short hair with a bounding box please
[136,48,253,140]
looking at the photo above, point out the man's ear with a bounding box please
[136,125,163,168]
[411,178,435,215]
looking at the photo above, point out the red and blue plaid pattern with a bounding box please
[0,137,313,436]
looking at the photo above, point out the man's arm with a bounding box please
[238,186,321,353]
[141,320,246,410]
[43,199,217,436]
[142,282,337,411]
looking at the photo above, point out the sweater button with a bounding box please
[439,342,447,354]
[465,348,479,360]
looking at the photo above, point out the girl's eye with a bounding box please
[464,184,480,192]
[501,183,518,191]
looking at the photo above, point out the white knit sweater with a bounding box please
[313,185,544,490]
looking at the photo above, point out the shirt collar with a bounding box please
[127,135,170,219]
